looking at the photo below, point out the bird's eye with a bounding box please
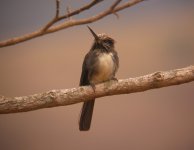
[104,40,113,45]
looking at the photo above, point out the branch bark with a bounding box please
[0,65,194,114]
[0,0,145,47]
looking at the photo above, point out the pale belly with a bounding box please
[91,53,115,84]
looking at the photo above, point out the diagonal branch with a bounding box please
[110,0,122,10]
[42,0,103,32]
[0,65,194,114]
[57,0,104,21]
[45,0,145,34]
[0,0,145,48]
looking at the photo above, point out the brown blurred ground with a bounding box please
[0,1,194,150]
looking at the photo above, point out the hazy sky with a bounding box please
[0,1,194,150]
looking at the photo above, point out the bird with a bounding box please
[79,26,119,131]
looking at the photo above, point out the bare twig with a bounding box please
[110,0,122,18]
[56,0,60,18]
[58,0,104,21]
[66,6,71,20]
[0,0,145,47]
[41,0,61,32]
[0,65,193,114]
[110,0,122,10]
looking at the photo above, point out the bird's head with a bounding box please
[88,26,115,51]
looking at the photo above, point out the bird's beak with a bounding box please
[87,26,99,42]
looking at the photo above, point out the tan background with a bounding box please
[0,0,194,150]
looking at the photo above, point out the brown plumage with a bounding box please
[79,26,119,131]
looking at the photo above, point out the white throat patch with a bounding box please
[92,53,114,84]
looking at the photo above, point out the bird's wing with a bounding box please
[79,52,95,131]
[79,53,90,86]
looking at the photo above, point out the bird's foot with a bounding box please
[90,83,96,92]
[111,77,118,81]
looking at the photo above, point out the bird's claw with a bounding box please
[111,77,118,81]
[90,83,96,92]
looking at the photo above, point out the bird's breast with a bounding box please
[91,53,115,84]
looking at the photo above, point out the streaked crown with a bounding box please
[88,26,115,51]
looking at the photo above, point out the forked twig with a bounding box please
[0,0,145,47]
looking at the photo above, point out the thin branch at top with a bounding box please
[0,0,145,47]
[110,0,122,10]
[56,0,60,18]
[57,0,104,21]
[42,0,61,32]
[0,65,193,114]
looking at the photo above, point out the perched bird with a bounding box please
[79,26,119,131]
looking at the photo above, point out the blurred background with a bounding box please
[0,0,194,150]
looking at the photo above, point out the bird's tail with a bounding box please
[79,100,95,131]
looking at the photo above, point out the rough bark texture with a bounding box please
[0,65,194,114]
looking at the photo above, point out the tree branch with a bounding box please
[0,65,194,114]
[0,0,145,47]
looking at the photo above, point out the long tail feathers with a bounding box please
[79,100,95,131]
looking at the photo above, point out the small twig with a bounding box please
[114,0,145,12]
[56,0,60,18]
[110,0,122,18]
[66,6,72,20]
[58,0,104,21]
[41,0,61,32]
[110,0,122,10]
[113,12,120,19]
